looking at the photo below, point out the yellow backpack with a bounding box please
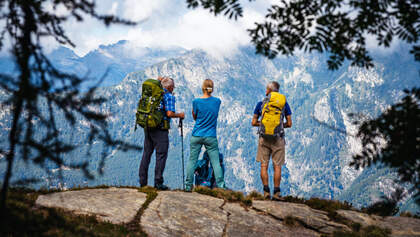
[259,92,286,138]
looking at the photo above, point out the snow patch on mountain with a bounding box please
[98,48,114,59]
[348,66,384,87]
[51,165,72,173]
[225,149,255,193]
[341,112,361,155]
[221,102,246,125]
[314,95,333,123]
[285,67,314,87]
[345,84,353,98]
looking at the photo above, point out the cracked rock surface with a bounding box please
[337,210,420,237]
[253,200,351,234]
[224,202,320,237]
[35,187,147,224]
[35,189,420,237]
[141,191,226,237]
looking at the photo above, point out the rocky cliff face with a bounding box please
[35,187,420,237]
[1,43,419,212]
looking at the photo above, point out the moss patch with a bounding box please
[332,225,391,237]
[193,186,253,207]
[284,215,300,227]
[125,186,158,236]
[247,191,265,200]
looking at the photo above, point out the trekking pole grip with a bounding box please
[178,118,183,128]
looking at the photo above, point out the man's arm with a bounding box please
[167,111,185,119]
[192,110,197,120]
[252,114,260,127]
[284,115,292,128]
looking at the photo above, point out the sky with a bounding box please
[44,0,278,58]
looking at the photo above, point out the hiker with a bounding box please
[252,81,292,200]
[194,151,225,188]
[138,77,185,190]
[185,79,225,191]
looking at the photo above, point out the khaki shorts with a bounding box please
[256,137,285,166]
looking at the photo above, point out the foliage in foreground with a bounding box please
[351,88,420,205]
[362,188,405,216]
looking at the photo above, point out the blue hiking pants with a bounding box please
[186,136,225,190]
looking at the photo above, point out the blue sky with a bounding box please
[44,0,277,57]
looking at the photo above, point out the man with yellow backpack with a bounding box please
[252,81,292,200]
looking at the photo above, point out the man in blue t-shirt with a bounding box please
[139,77,185,190]
[252,81,292,200]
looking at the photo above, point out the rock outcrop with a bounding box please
[36,187,147,224]
[35,188,420,237]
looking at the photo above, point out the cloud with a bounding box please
[124,9,251,58]
[122,0,169,22]
[43,0,278,57]
[108,2,119,15]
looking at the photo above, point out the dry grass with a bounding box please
[193,186,253,207]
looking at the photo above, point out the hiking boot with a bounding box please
[272,191,283,201]
[154,183,169,191]
[264,190,271,200]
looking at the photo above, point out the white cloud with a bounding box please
[43,0,278,57]
[122,0,169,22]
[108,2,119,15]
[124,9,251,58]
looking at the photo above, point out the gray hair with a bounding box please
[161,77,174,89]
[267,81,279,92]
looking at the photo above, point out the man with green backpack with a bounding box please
[136,77,185,190]
[252,81,292,200]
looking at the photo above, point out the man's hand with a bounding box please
[252,114,260,127]
[167,111,185,119]
[178,112,185,119]
[284,115,292,128]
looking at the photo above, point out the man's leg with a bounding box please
[204,137,225,189]
[185,136,202,191]
[273,164,282,190]
[154,129,169,188]
[272,137,285,200]
[260,164,269,186]
[139,130,155,187]
[256,137,271,198]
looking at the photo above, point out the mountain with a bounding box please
[0,43,419,212]
[0,40,187,87]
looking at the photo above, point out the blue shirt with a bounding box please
[192,97,221,137]
[253,101,292,118]
[159,88,176,122]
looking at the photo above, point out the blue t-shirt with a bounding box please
[253,101,292,118]
[192,97,221,137]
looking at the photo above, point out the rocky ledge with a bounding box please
[35,188,420,237]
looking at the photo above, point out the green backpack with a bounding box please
[135,79,164,129]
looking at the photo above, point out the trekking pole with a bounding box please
[179,118,185,190]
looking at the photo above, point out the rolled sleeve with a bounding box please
[284,102,292,116]
[254,102,263,118]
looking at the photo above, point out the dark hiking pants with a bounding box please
[139,129,169,186]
